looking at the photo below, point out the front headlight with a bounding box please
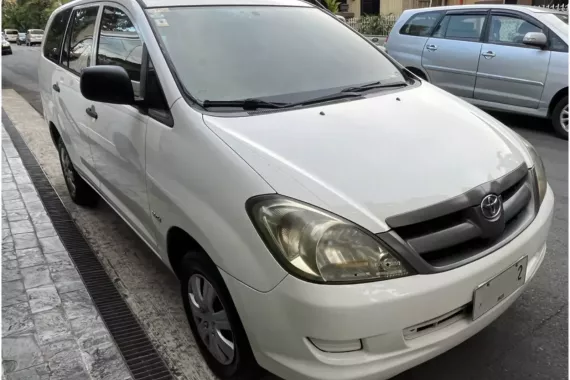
[2,41,9,47]
[248,196,411,283]
[520,137,547,205]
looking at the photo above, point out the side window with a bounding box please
[444,14,486,41]
[43,9,72,63]
[96,7,142,83]
[64,7,99,75]
[400,12,443,37]
[550,32,568,52]
[488,15,542,45]
[432,15,450,38]
[146,58,169,109]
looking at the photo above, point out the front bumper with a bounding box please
[2,46,12,54]
[223,186,554,380]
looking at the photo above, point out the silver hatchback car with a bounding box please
[386,5,568,139]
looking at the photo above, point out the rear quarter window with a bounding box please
[43,8,72,64]
[400,11,443,37]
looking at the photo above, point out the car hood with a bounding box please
[203,84,530,233]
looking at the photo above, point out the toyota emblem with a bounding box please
[481,194,502,219]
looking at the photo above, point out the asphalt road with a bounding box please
[3,44,568,380]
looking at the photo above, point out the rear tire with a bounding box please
[179,251,260,380]
[551,96,568,140]
[57,138,98,207]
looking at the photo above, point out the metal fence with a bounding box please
[535,4,568,11]
[345,14,398,36]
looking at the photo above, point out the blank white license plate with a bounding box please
[472,256,528,320]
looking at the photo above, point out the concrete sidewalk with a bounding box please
[2,123,131,380]
[2,88,216,380]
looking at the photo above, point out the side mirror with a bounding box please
[522,32,547,48]
[80,66,134,105]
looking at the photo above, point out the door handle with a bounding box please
[426,44,438,51]
[481,51,496,59]
[52,83,60,92]
[85,105,98,120]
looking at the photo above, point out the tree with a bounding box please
[322,0,340,13]
[2,0,62,31]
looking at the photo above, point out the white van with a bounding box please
[39,1,554,379]
[3,29,19,43]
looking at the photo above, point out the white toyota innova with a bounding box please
[39,0,554,379]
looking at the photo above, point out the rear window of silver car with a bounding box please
[400,11,443,37]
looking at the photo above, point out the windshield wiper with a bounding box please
[202,98,288,110]
[340,81,408,93]
[283,92,363,108]
[203,92,364,111]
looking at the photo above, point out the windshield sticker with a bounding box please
[154,18,169,27]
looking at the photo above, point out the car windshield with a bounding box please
[30,29,44,34]
[5,30,17,35]
[147,6,405,103]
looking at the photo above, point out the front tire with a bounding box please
[180,251,259,380]
[552,96,568,140]
[57,138,98,207]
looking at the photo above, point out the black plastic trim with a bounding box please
[386,163,528,228]
[380,169,537,274]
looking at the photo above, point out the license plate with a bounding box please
[472,256,528,320]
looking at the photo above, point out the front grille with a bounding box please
[386,165,535,269]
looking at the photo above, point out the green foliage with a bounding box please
[358,14,396,36]
[323,0,340,13]
[2,0,62,32]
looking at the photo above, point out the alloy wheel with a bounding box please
[188,274,235,365]
[561,104,568,133]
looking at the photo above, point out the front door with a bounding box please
[56,5,100,185]
[421,11,487,98]
[86,5,157,249]
[474,12,550,109]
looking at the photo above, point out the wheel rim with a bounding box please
[560,104,569,133]
[188,274,235,365]
[61,147,76,197]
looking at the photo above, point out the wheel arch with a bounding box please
[167,226,213,278]
[548,87,568,117]
[49,121,61,148]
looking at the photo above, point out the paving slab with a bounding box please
[2,124,132,379]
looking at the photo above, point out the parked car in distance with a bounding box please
[40,1,554,380]
[3,29,19,43]
[26,29,44,46]
[17,33,26,45]
[386,5,569,139]
[2,36,12,55]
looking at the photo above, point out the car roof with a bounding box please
[57,0,311,10]
[404,4,564,15]
[143,0,310,6]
